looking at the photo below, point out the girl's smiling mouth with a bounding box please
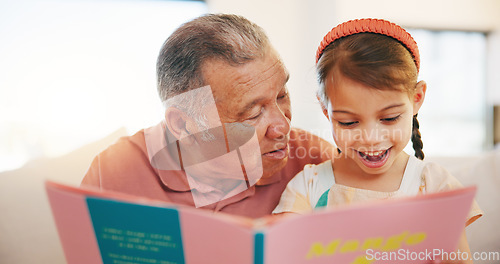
[356,147,391,168]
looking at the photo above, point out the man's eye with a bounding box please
[248,108,263,120]
[248,113,261,120]
[338,121,358,127]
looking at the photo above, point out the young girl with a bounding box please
[273,18,482,263]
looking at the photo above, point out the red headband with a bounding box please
[316,18,420,71]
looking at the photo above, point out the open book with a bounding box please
[45,180,475,264]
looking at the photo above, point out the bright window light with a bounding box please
[0,0,208,172]
[406,29,488,157]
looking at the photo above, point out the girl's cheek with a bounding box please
[334,129,354,147]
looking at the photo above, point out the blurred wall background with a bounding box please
[1,0,499,172]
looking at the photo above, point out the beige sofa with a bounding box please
[1,129,498,263]
[0,128,128,264]
[426,152,500,258]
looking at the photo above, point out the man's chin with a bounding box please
[259,155,289,181]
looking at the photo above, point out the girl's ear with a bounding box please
[317,95,330,120]
[412,80,427,115]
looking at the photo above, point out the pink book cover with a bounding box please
[46,181,255,264]
[45,181,475,264]
[263,186,476,264]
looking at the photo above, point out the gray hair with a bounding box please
[156,13,270,102]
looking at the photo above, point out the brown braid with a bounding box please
[412,114,424,160]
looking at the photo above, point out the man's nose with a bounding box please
[265,104,291,140]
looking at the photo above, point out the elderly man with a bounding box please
[81,14,333,218]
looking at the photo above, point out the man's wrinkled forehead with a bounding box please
[223,68,288,120]
[202,49,287,95]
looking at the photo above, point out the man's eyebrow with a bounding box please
[284,72,290,84]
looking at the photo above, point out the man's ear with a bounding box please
[164,107,190,140]
[412,80,427,115]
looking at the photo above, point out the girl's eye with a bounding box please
[338,121,358,127]
[381,115,401,123]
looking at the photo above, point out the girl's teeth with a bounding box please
[364,151,383,156]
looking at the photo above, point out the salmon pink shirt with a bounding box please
[81,125,333,219]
